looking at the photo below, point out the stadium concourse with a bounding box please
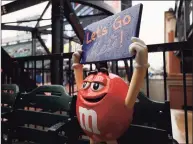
[1,0,193,144]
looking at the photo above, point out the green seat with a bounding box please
[1,84,19,115]
[6,85,73,144]
[1,84,19,144]
[133,91,173,132]
[130,91,174,143]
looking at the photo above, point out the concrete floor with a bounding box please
[171,109,192,144]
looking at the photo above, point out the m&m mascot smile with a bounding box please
[72,37,149,144]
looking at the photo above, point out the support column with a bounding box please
[69,39,72,52]
[32,31,37,81]
[121,0,132,10]
[32,31,37,56]
[51,0,64,84]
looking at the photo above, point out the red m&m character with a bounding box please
[76,70,133,142]
[72,37,149,144]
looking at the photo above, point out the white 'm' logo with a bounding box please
[79,106,100,134]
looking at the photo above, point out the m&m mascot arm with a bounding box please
[72,49,97,144]
[72,49,84,90]
[125,37,149,109]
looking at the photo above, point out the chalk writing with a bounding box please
[81,4,143,64]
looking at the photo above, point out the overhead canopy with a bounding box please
[1,0,117,57]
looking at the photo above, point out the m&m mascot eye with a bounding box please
[72,37,149,144]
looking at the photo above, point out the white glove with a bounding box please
[129,37,150,68]
[72,48,83,69]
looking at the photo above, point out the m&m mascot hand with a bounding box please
[72,37,149,144]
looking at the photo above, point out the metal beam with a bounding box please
[188,30,193,43]
[147,41,191,52]
[176,0,183,18]
[121,0,132,10]
[51,0,64,85]
[40,29,79,41]
[1,25,55,37]
[2,19,38,24]
[32,31,37,56]
[39,29,52,34]
[79,14,108,29]
[38,13,108,31]
[187,23,193,38]
[2,18,51,25]
[36,33,51,54]
[1,0,46,15]
[1,0,116,16]
[67,36,80,44]
[39,29,79,43]
[35,1,51,28]
[70,0,117,15]
[51,0,64,53]
[174,0,178,14]
[63,0,84,44]
[1,24,35,31]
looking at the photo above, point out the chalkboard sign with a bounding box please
[80,4,143,64]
